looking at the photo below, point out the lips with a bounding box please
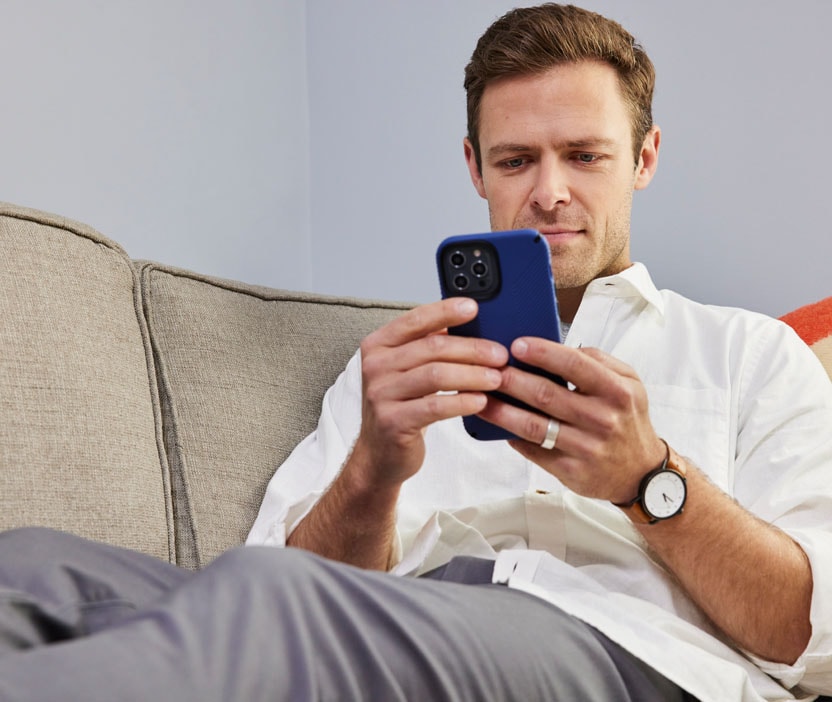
[540,229,584,246]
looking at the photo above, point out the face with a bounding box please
[464,61,659,296]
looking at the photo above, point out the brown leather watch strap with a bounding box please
[621,495,654,524]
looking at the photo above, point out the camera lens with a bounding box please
[454,274,469,290]
[472,261,488,277]
[450,251,466,267]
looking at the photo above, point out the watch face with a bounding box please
[643,470,686,519]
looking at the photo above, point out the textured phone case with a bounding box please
[436,229,563,441]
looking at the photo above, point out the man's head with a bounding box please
[464,3,655,173]
[461,4,661,318]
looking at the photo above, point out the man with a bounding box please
[248,3,832,701]
[1,4,830,701]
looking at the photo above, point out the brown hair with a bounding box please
[464,3,655,171]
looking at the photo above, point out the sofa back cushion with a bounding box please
[0,203,172,560]
[140,264,409,568]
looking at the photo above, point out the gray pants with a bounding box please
[0,527,691,701]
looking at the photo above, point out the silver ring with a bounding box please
[540,418,560,450]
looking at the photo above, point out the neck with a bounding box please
[556,286,587,325]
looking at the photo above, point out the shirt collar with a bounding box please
[584,262,666,317]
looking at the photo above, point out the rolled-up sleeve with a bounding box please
[734,321,832,693]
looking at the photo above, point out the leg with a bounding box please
[424,555,692,702]
[0,545,691,701]
[0,527,189,652]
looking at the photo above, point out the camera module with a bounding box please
[450,251,466,268]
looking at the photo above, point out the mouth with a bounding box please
[539,228,584,246]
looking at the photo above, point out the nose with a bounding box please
[530,159,571,211]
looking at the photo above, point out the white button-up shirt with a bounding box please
[248,263,832,702]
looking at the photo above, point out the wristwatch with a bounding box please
[615,440,687,524]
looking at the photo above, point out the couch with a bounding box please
[1,200,830,568]
[0,201,409,569]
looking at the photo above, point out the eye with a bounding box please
[576,153,599,163]
[504,157,526,169]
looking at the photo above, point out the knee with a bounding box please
[209,545,329,587]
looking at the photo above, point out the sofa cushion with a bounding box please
[0,203,172,560]
[780,296,832,380]
[139,263,410,568]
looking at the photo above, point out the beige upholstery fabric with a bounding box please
[140,264,409,568]
[0,203,172,560]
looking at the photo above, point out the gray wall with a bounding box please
[2,0,310,290]
[3,1,830,317]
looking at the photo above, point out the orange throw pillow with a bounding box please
[780,297,832,380]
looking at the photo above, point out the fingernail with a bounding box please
[513,339,528,356]
[457,298,477,315]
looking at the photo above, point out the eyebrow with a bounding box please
[486,137,618,160]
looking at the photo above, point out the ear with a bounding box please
[634,125,661,191]
[463,137,488,200]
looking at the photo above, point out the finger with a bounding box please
[385,332,508,375]
[376,391,490,435]
[367,298,479,349]
[510,338,623,397]
[369,362,503,404]
[496,365,575,419]
[362,300,508,378]
[476,393,570,449]
[400,392,487,427]
[576,346,640,380]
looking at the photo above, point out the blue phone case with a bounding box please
[436,229,564,441]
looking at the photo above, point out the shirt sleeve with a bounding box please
[246,350,363,547]
[733,319,832,693]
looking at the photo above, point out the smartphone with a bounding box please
[436,229,564,441]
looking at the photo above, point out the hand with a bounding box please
[477,337,666,503]
[350,298,509,489]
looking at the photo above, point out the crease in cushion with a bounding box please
[0,202,173,562]
[139,262,410,568]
